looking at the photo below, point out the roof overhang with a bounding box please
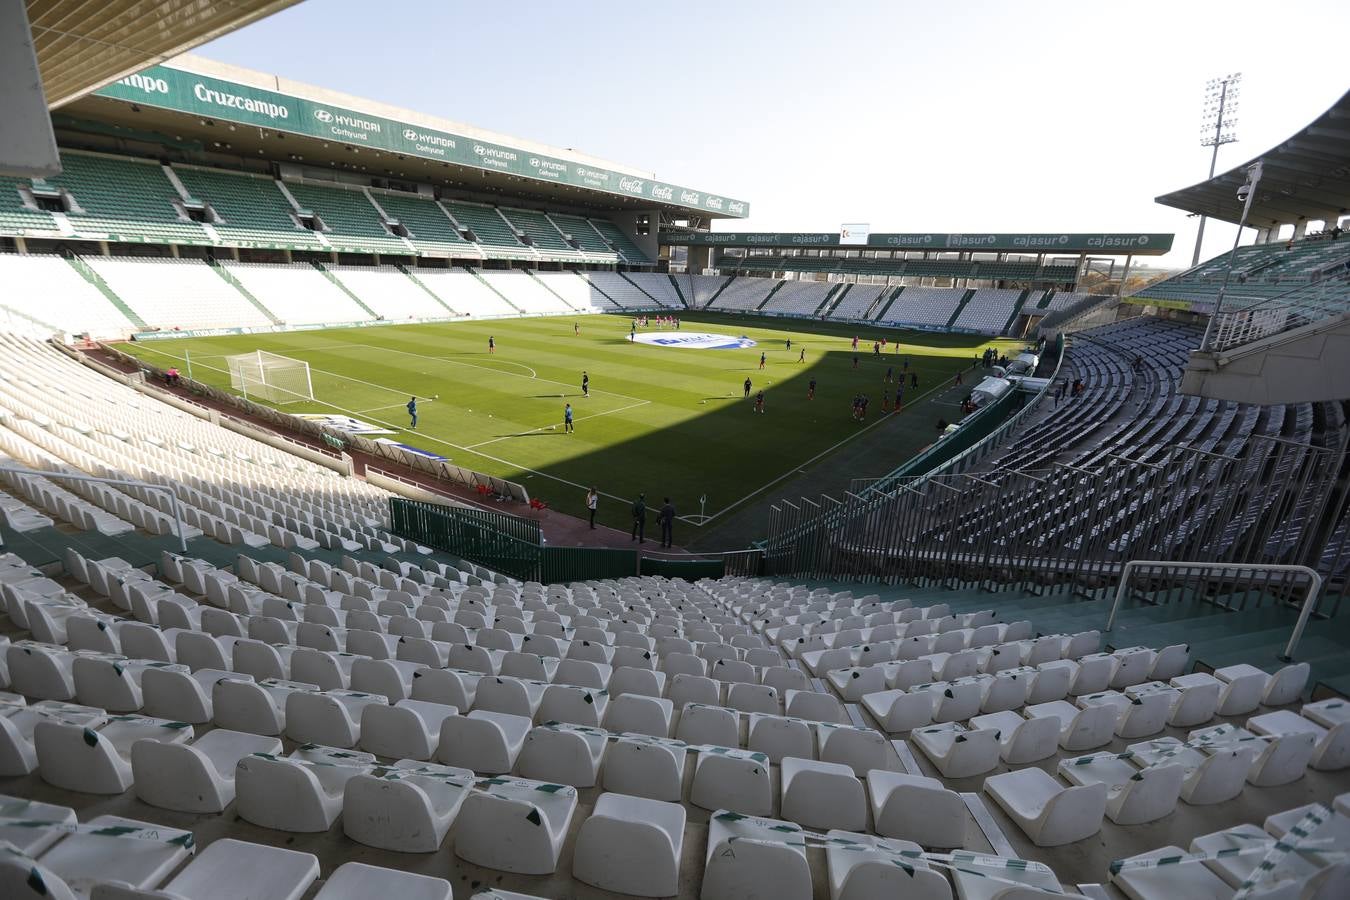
[661,231,1173,255]
[1155,89,1350,227]
[64,54,750,218]
[29,0,302,109]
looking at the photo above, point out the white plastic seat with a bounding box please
[866,770,966,847]
[1303,698,1350,729]
[1025,699,1118,751]
[949,855,1063,899]
[825,831,952,900]
[1192,722,1316,786]
[314,862,452,900]
[1068,653,1116,696]
[518,722,607,787]
[603,693,674,737]
[690,747,773,815]
[140,667,241,724]
[574,792,687,897]
[1079,688,1172,738]
[860,689,933,733]
[969,710,1059,764]
[981,667,1032,713]
[1166,672,1224,726]
[677,703,740,747]
[983,767,1106,847]
[537,683,608,727]
[213,677,316,735]
[1025,660,1073,704]
[38,814,193,896]
[780,756,866,830]
[236,744,376,831]
[1214,663,1269,716]
[286,689,388,748]
[1111,845,1236,900]
[1147,644,1189,682]
[411,667,479,709]
[436,709,531,774]
[7,641,77,700]
[0,699,106,776]
[816,722,888,775]
[351,657,421,701]
[1109,647,1155,688]
[454,775,579,874]
[747,713,814,763]
[1261,663,1310,707]
[343,760,474,852]
[35,715,193,794]
[602,734,687,801]
[1126,737,1251,805]
[726,682,778,715]
[784,689,847,723]
[668,673,720,708]
[141,838,318,900]
[0,847,74,900]
[702,811,810,900]
[1250,709,1349,771]
[131,728,281,812]
[910,722,1000,778]
[474,674,548,718]
[0,793,76,857]
[1058,753,1185,825]
[359,698,458,760]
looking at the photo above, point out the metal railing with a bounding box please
[1106,559,1323,661]
[1204,267,1350,352]
[0,466,189,551]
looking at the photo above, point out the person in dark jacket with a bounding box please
[631,493,647,543]
[658,497,676,548]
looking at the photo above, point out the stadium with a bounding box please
[0,1,1347,899]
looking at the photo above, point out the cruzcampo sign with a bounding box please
[95,67,749,218]
[660,232,1174,253]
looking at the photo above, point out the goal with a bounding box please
[226,350,314,404]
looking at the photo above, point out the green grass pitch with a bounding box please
[118,312,1020,536]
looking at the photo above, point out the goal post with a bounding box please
[226,350,314,404]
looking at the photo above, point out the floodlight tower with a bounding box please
[1192,73,1242,266]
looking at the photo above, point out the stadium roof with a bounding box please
[662,231,1173,255]
[59,55,750,218]
[29,0,301,109]
[1155,88,1350,227]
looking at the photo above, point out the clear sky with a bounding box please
[199,0,1350,268]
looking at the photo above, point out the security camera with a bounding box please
[1236,183,1251,201]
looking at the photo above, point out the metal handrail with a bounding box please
[0,466,188,551]
[1105,559,1323,662]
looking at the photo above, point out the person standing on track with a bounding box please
[582,371,589,398]
[631,493,647,543]
[658,497,675,548]
[586,487,598,529]
[406,396,417,429]
[563,403,574,434]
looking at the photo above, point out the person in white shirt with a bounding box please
[586,487,598,529]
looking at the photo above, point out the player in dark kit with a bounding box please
[744,377,752,398]
[807,378,816,400]
[581,371,589,398]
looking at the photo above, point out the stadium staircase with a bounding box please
[618,272,662,308]
[667,273,690,308]
[945,288,977,328]
[395,264,458,315]
[1000,289,1032,335]
[527,269,581,312]
[702,276,734,310]
[464,265,523,313]
[754,280,786,312]
[206,258,280,325]
[64,254,146,329]
[872,286,905,321]
[816,282,847,316]
[310,261,379,319]
[1036,290,1057,310]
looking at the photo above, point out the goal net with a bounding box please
[226,350,314,404]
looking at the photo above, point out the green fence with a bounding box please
[388,497,752,584]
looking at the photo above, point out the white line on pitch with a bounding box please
[464,399,651,449]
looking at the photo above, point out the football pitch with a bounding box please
[117,313,1019,541]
